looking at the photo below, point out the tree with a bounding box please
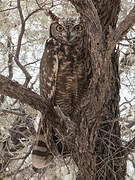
[0,0,135,179]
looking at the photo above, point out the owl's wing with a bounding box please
[32,38,59,168]
[40,38,59,100]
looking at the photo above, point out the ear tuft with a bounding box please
[78,16,83,23]
[48,10,59,23]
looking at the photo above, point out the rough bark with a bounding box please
[66,0,134,180]
[0,0,135,180]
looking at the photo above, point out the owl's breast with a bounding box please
[54,48,86,116]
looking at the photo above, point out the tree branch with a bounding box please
[7,36,13,80]
[24,8,41,22]
[15,1,57,87]
[0,75,77,142]
[115,6,135,43]
[0,6,17,13]
[15,0,31,87]
[124,137,135,155]
[107,6,135,58]
[12,146,33,180]
[0,75,68,132]
[0,74,47,113]
[1,109,26,116]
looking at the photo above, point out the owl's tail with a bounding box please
[32,115,69,168]
[32,120,53,169]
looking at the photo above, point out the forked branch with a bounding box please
[115,6,135,43]
[15,0,31,86]
[107,6,135,58]
[0,75,71,135]
[125,137,135,155]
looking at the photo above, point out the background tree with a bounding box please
[0,0,135,179]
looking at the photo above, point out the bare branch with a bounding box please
[114,6,135,43]
[7,36,13,80]
[30,74,39,89]
[1,109,26,116]
[126,120,135,129]
[24,59,40,67]
[0,7,17,13]
[0,74,47,112]
[15,1,57,87]
[35,0,47,9]
[12,146,33,180]
[24,8,41,22]
[124,137,135,154]
[35,0,59,20]
[17,0,24,24]
[15,0,31,87]
[0,75,74,140]
[1,165,31,179]
[107,6,135,58]
[0,67,7,74]
[0,75,65,129]
[120,97,135,107]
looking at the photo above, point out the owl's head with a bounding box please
[50,17,85,46]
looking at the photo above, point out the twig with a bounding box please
[30,74,39,89]
[12,146,33,180]
[124,137,135,154]
[126,120,135,129]
[35,0,59,20]
[122,37,135,41]
[0,7,17,12]
[1,165,31,179]
[1,109,26,116]
[24,59,40,67]
[120,97,135,107]
[24,7,42,22]
[0,67,8,73]
[7,36,13,80]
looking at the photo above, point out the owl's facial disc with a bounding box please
[58,24,84,45]
[50,18,85,46]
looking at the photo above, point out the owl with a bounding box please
[32,15,88,168]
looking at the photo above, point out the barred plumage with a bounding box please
[32,16,88,168]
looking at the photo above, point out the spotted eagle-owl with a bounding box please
[32,16,88,168]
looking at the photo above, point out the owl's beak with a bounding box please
[67,32,71,41]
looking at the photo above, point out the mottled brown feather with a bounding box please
[32,18,89,168]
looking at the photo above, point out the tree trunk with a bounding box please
[95,51,126,180]
[67,0,127,179]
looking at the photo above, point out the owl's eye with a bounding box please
[74,25,83,31]
[56,25,64,32]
